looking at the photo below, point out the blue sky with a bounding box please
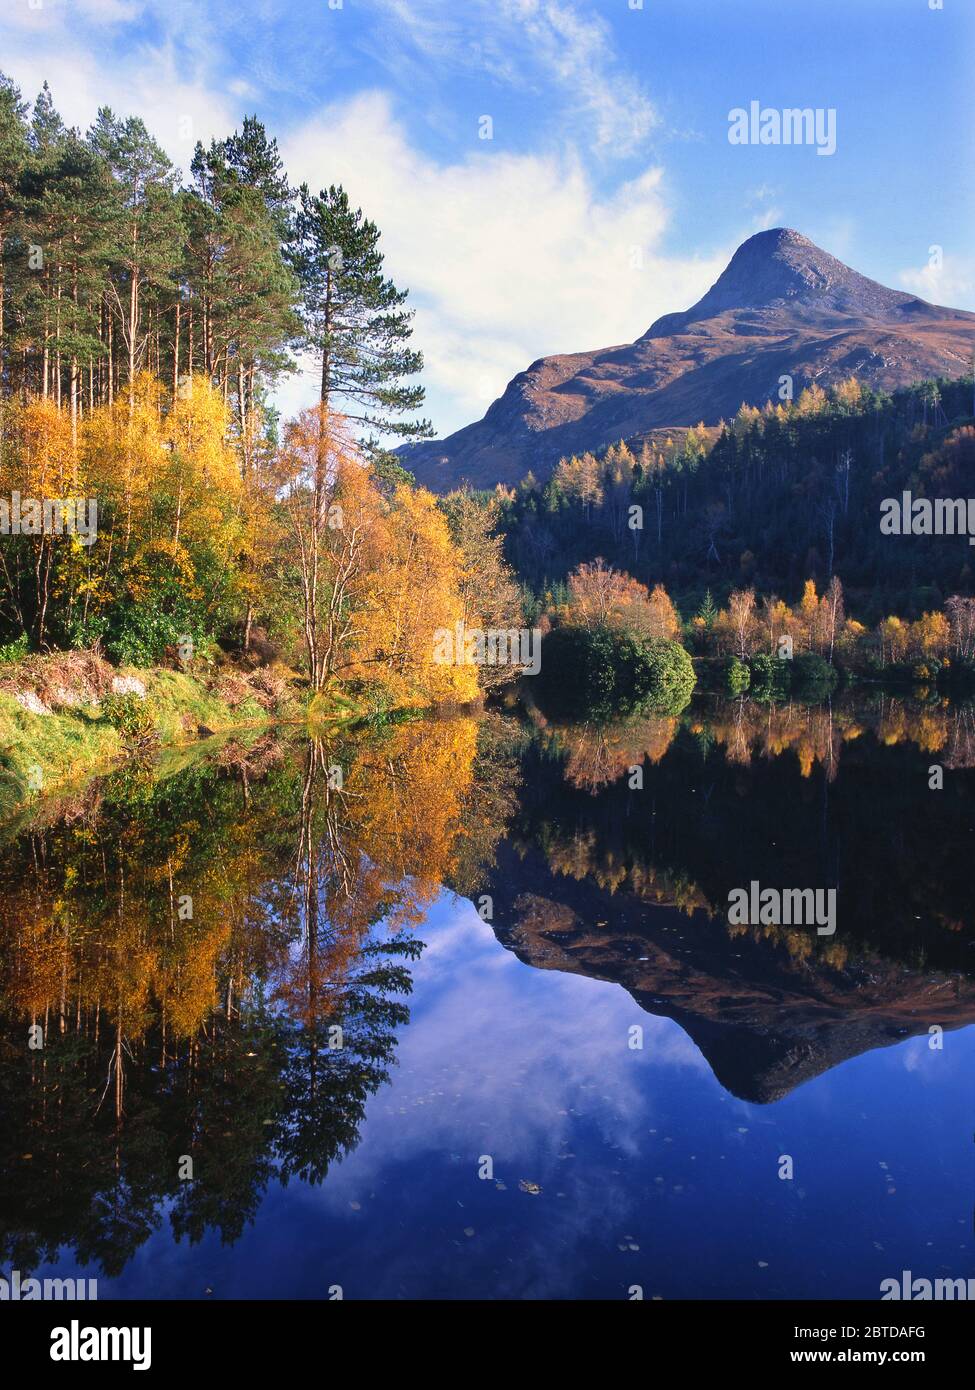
[2,0,972,437]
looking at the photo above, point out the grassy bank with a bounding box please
[0,654,302,816]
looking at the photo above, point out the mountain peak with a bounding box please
[399,228,975,493]
[742,225,814,250]
[644,227,918,336]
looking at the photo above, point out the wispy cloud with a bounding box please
[73,0,146,22]
[310,900,708,1210]
[0,3,238,162]
[363,0,657,159]
[282,91,723,432]
[0,0,718,435]
[746,183,783,231]
[503,0,657,155]
[4,0,147,33]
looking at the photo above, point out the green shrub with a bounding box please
[627,635,696,712]
[749,651,791,701]
[105,606,192,666]
[66,614,109,652]
[0,633,30,664]
[791,651,838,699]
[538,626,617,715]
[725,656,751,695]
[538,625,695,717]
[101,691,156,742]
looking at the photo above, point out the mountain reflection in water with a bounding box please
[0,693,972,1297]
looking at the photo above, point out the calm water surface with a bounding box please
[2,695,973,1299]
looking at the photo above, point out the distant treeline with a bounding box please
[528,556,975,712]
[489,374,975,621]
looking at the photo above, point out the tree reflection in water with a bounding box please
[0,693,972,1276]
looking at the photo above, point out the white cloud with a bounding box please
[0,0,240,163]
[0,0,728,438]
[501,0,657,156]
[898,252,975,309]
[73,0,145,22]
[282,91,725,434]
[2,0,145,33]
[307,897,708,1225]
[0,38,239,171]
[746,183,783,232]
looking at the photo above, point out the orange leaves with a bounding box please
[156,915,232,1041]
[78,372,243,564]
[833,375,863,410]
[552,450,605,509]
[564,558,680,641]
[557,715,678,794]
[161,377,242,539]
[357,484,481,707]
[80,373,167,530]
[277,405,481,705]
[710,578,847,660]
[877,610,951,665]
[122,538,198,604]
[796,383,828,416]
[910,610,950,658]
[275,402,363,500]
[713,587,759,659]
[348,718,479,920]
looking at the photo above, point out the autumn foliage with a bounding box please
[0,383,505,710]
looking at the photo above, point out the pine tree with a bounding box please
[184,137,297,464]
[22,133,117,440]
[87,109,183,406]
[291,183,432,447]
[30,82,66,155]
[21,84,72,409]
[698,589,717,630]
[219,115,292,237]
[0,73,29,442]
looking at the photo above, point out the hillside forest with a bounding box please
[2,72,974,716]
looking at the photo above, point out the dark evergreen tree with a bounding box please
[292,182,432,447]
[0,74,28,423]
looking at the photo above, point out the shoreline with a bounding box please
[0,658,302,818]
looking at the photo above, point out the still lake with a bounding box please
[1,694,973,1299]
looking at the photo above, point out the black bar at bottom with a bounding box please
[1,1297,969,1375]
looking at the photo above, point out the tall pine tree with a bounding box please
[292,183,432,448]
[87,109,182,407]
[0,74,29,439]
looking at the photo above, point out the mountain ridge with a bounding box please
[401,229,975,492]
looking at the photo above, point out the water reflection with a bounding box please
[0,693,972,1294]
[0,719,493,1276]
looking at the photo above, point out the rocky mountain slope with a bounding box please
[402,228,975,491]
